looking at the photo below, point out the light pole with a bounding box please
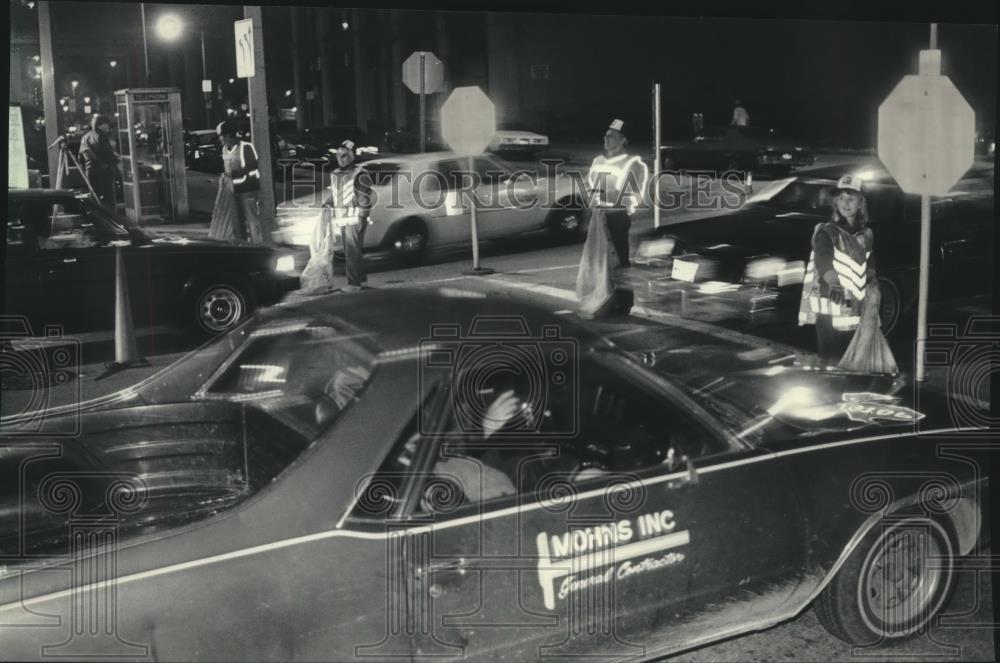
[140,3,150,85]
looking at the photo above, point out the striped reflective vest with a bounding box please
[226,141,260,194]
[587,153,649,215]
[798,221,875,331]
[328,164,372,228]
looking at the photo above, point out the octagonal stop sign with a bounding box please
[440,86,496,156]
[878,65,975,196]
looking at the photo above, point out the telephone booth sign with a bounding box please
[114,88,188,223]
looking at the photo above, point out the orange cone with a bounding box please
[96,247,148,380]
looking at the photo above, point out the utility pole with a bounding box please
[317,8,336,125]
[140,3,150,85]
[290,7,306,131]
[351,8,369,133]
[390,10,406,130]
[243,6,276,232]
[38,1,60,180]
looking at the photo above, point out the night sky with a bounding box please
[13,2,998,146]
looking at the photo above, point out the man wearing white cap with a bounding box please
[302,139,373,292]
[798,175,878,362]
[576,119,649,317]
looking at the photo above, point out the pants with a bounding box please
[604,210,634,314]
[341,220,368,287]
[816,315,855,362]
[84,164,116,212]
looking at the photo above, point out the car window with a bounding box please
[694,128,726,143]
[411,352,724,517]
[762,181,830,214]
[473,157,510,186]
[16,198,124,251]
[196,318,378,439]
[364,162,403,187]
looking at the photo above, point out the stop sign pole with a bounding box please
[402,52,444,153]
[440,86,497,276]
[877,27,975,381]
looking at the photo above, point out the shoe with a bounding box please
[343,285,363,293]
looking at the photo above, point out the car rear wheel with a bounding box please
[814,514,957,646]
[190,281,254,336]
[389,219,428,266]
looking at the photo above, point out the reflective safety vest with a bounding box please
[798,221,875,331]
[587,153,649,215]
[328,164,370,228]
[227,141,260,194]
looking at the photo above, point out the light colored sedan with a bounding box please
[275,152,584,264]
[487,125,550,159]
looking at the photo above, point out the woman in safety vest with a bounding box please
[209,121,271,244]
[798,175,877,362]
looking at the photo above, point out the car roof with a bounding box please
[264,287,607,355]
[7,188,85,200]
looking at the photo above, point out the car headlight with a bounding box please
[636,237,675,259]
[275,255,296,273]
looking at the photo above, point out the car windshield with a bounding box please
[750,179,831,214]
[138,315,379,440]
[736,127,779,140]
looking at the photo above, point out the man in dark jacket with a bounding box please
[78,115,119,211]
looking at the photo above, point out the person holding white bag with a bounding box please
[300,140,373,294]
[575,119,648,319]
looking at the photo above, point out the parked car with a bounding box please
[487,123,550,160]
[0,288,988,661]
[301,125,382,161]
[275,151,586,263]
[634,166,994,336]
[4,189,299,336]
[661,126,814,176]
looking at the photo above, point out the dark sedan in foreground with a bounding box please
[635,167,994,336]
[4,189,299,336]
[0,288,989,661]
[661,126,814,175]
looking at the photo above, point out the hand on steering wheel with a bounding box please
[483,389,519,439]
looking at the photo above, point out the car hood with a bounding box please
[653,205,823,263]
[597,318,951,446]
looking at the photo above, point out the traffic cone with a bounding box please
[95,247,149,381]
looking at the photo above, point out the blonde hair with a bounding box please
[830,190,869,229]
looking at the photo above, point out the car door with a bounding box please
[4,200,49,330]
[13,198,109,332]
[422,159,473,246]
[400,351,807,660]
[468,156,534,239]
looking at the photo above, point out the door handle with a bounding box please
[416,557,467,578]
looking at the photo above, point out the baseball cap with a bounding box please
[833,175,864,194]
[608,118,626,136]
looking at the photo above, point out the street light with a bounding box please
[155,14,183,41]
[109,60,118,68]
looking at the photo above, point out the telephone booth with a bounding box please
[114,88,188,223]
